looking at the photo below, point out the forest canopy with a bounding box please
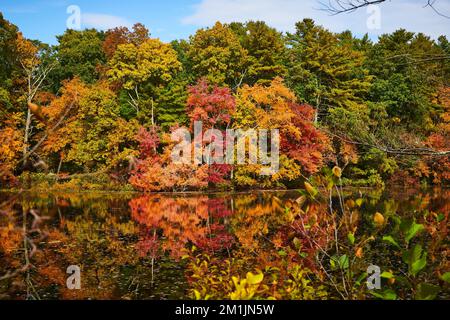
[0,13,449,191]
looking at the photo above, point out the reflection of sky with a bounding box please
[1,0,449,45]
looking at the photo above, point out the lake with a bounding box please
[0,188,448,300]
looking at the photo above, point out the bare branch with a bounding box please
[319,0,450,18]
[319,0,387,15]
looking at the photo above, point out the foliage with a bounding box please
[286,19,372,117]
[42,78,140,172]
[0,13,448,193]
[229,21,286,85]
[53,29,106,85]
[186,79,236,129]
[187,22,249,87]
[107,38,181,91]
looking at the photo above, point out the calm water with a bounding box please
[0,188,448,300]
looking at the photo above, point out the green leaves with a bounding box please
[415,283,440,300]
[402,244,427,277]
[382,235,400,248]
[347,233,355,245]
[330,255,349,271]
[382,217,424,250]
[370,289,397,300]
[380,271,395,279]
[400,218,425,244]
[441,272,450,284]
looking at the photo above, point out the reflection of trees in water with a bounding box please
[0,189,448,299]
[130,195,235,259]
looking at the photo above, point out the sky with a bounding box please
[1,0,449,45]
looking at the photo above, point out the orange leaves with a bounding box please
[235,77,295,130]
[129,124,211,192]
[15,32,38,69]
[420,87,450,184]
[0,114,23,184]
[236,78,328,176]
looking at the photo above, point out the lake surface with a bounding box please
[0,188,448,300]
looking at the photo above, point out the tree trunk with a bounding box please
[23,108,32,162]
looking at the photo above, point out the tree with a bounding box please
[188,22,249,87]
[229,21,286,85]
[129,127,209,192]
[286,19,372,123]
[0,114,23,184]
[186,79,236,129]
[368,30,447,128]
[103,23,150,59]
[42,78,139,173]
[53,29,106,85]
[15,33,55,166]
[0,13,19,87]
[107,38,182,125]
[152,76,189,131]
[234,78,329,187]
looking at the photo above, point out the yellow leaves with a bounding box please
[332,166,342,178]
[304,182,318,198]
[230,271,265,300]
[107,38,181,90]
[235,78,296,130]
[188,22,248,86]
[355,198,364,207]
[246,271,264,285]
[374,212,385,227]
[15,32,39,69]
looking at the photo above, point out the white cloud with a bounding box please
[182,0,450,39]
[82,13,132,30]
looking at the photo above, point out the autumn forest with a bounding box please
[0,9,449,302]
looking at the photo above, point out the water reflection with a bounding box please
[0,188,448,300]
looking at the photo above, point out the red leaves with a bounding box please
[136,126,159,159]
[187,79,236,129]
[207,164,233,185]
[281,103,329,175]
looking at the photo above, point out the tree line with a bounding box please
[0,13,449,191]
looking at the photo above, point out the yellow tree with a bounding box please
[188,22,249,88]
[233,78,329,188]
[107,38,181,125]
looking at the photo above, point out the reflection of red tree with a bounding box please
[195,197,235,253]
[130,196,235,259]
[136,231,159,258]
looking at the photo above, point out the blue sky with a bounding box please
[1,0,449,45]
